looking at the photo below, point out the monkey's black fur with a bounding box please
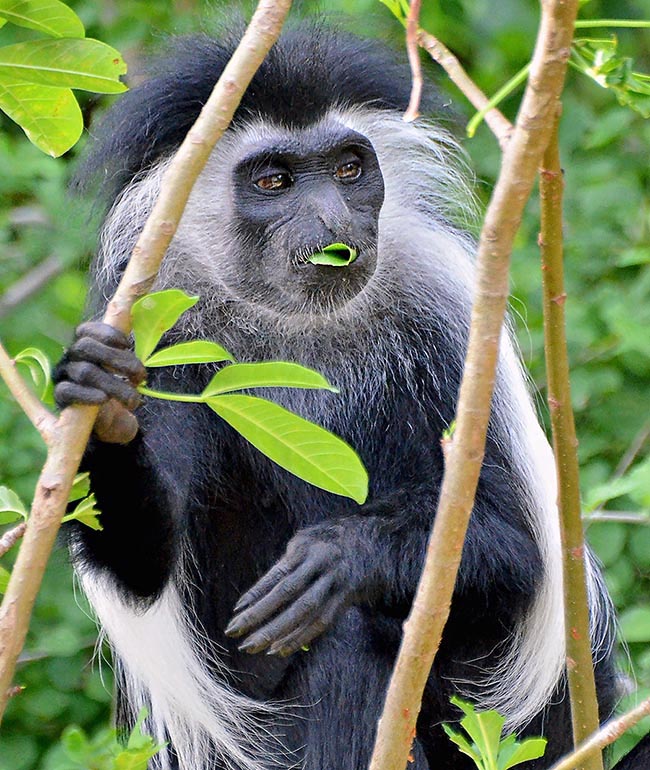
[56,19,629,770]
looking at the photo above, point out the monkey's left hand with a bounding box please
[225,523,363,657]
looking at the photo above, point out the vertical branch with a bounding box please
[539,116,603,768]
[0,0,292,722]
[403,0,423,122]
[368,2,580,768]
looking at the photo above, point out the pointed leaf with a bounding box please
[14,345,51,397]
[0,486,28,524]
[0,38,127,93]
[145,340,234,367]
[68,472,90,503]
[62,494,102,531]
[0,0,85,38]
[499,737,547,769]
[0,565,10,594]
[203,362,338,397]
[131,290,199,362]
[442,725,484,768]
[206,394,368,503]
[0,78,82,156]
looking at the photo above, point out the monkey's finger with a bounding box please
[232,547,310,614]
[76,321,130,349]
[237,573,336,655]
[266,595,344,657]
[54,380,108,408]
[65,362,143,411]
[94,400,139,444]
[226,550,331,638]
[69,337,146,385]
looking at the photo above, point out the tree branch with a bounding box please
[369,3,580,768]
[540,116,602,767]
[0,0,292,721]
[403,0,423,122]
[0,255,65,320]
[550,698,650,770]
[417,29,512,148]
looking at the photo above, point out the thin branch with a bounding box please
[417,29,512,149]
[403,0,423,122]
[540,116,602,766]
[0,255,65,320]
[613,421,650,480]
[0,0,292,723]
[0,523,26,559]
[368,2,581,768]
[0,342,55,441]
[583,511,650,525]
[550,698,650,770]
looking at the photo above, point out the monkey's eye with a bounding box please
[254,172,293,191]
[335,159,362,182]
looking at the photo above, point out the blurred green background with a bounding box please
[0,0,648,767]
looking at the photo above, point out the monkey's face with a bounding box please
[223,121,385,314]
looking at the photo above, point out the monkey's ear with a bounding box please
[94,400,139,444]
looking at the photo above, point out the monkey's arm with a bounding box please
[55,322,194,599]
[226,482,542,657]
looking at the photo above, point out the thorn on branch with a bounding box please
[551,292,567,306]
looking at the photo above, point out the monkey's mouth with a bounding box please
[304,243,358,268]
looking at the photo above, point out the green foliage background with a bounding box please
[0,0,648,767]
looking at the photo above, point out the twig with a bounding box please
[540,116,602,767]
[583,511,650,525]
[0,342,55,442]
[403,0,423,122]
[613,421,650,480]
[550,698,650,770]
[417,29,512,149]
[0,0,292,724]
[368,3,581,769]
[0,256,65,320]
[0,523,27,559]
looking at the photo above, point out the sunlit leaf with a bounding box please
[13,345,51,397]
[0,0,85,38]
[206,394,368,503]
[306,242,357,267]
[202,362,338,397]
[62,493,102,531]
[0,38,127,93]
[0,486,28,524]
[131,290,199,362]
[442,725,484,767]
[0,78,82,155]
[68,472,90,503]
[145,340,234,367]
[498,737,547,770]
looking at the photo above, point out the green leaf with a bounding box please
[62,494,102,531]
[203,362,338,397]
[0,486,28,524]
[442,724,485,768]
[306,242,358,267]
[13,345,51,398]
[498,737,547,769]
[0,38,127,93]
[68,472,90,503]
[377,0,410,26]
[0,78,82,156]
[145,340,234,367]
[0,0,85,38]
[451,697,504,767]
[131,290,199,362]
[206,394,368,503]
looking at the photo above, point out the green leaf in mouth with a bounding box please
[306,242,358,267]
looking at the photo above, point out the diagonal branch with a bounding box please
[369,2,581,768]
[417,29,513,148]
[403,0,423,122]
[0,0,292,722]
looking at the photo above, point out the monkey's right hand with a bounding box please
[53,321,146,444]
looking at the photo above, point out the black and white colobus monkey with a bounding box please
[54,19,626,770]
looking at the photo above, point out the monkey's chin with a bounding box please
[285,257,377,316]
